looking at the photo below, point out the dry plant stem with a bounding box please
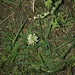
[54,37,75,51]
[0,11,16,25]
[32,0,35,12]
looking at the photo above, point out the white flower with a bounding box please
[33,16,37,20]
[28,34,38,45]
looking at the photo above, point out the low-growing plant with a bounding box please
[0,0,75,75]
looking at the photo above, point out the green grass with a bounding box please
[0,0,75,75]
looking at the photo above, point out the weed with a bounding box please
[0,0,75,75]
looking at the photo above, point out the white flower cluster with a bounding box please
[28,34,38,45]
[33,11,49,20]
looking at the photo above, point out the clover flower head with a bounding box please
[28,34,38,45]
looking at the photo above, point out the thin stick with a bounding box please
[32,0,35,12]
[0,11,16,25]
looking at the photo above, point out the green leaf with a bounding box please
[11,41,21,63]
[45,0,52,8]
[46,50,51,55]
